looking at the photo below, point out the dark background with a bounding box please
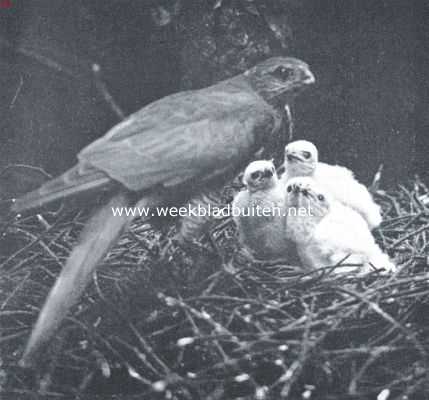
[0,0,428,198]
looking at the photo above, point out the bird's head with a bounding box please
[244,57,315,105]
[284,140,318,177]
[285,177,330,219]
[243,160,278,192]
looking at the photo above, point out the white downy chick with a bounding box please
[281,140,382,229]
[232,160,297,261]
[284,177,396,274]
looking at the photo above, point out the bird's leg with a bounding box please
[176,188,228,253]
[156,188,233,266]
[206,224,227,262]
[234,246,256,266]
[203,212,232,258]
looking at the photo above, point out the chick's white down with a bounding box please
[281,140,382,229]
[285,177,396,273]
[232,160,298,261]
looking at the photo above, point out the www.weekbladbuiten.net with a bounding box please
[111,204,315,218]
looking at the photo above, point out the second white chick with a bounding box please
[232,160,297,261]
[285,177,396,274]
[281,140,382,229]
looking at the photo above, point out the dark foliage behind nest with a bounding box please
[1,178,429,400]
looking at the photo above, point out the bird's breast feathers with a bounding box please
[287,215,317,243]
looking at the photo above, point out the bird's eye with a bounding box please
[302,151,311,159]
[250,171,261,180]
[287,185,292,193]
[317,194,325,201]
[272,66,294,81]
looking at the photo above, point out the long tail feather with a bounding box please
[19,191,156,366]
[11,164,113,214]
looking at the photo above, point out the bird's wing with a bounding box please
[315,162,355,187]
[315,162,381,228]
[315,204,375,256]
[231,189,249,225]
[232,189,249,209]
[231,189,253,247]
[79,82,278,191]
[13,80,278,213]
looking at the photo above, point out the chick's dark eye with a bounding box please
[272,66,294,81]
[302,151,311,159]
[250,171,261,180]
[287,185,292,193]
[317,194,325,201]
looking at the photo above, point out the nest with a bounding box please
[1,178,429,400]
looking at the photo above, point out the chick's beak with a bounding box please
[286,152,302,162]
[263,169,273,178]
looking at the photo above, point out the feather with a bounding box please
[232,160,298,261]
[282,140,382,229]
[285,177,395,274]
[19,191,163,366]
[11,164,114,214]
[14,57,315,362]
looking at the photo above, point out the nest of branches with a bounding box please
[1,177,429,400]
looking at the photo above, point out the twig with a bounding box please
[389,222,429,250]
[0,36,82,78]
[9,75,24,108]
[92,64,125,120]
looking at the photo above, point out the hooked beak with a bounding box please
[288,183,310,196]
[286,152,302,162]
[303,70,315,85]
[289,183,300,194]
[263,169,274,178]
